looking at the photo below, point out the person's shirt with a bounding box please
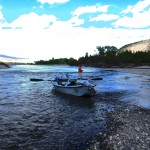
[78,66,83,73]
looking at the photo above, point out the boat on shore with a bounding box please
[51,79,96,96]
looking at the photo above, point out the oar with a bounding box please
[90,77,103,80]
[30,78,68,82]
[78,77,103,80]
[30,77,102,82]
[30,78,53,82]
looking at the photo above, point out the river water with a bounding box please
[0,65,150,150]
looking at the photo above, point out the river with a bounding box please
[0,65,150,149]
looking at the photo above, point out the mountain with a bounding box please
[0,54,29,63]
[119,39,150,52]
[0,54,26,60]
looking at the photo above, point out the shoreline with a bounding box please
[88,105,150,150]
[88,67,150,150]
[106,67,150,76]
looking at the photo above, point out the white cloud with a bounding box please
[0,4,150,62]
[113,0,150,28]
[37,0,69,5]
[90,14,119,22]
[0,25,150,61]
[0,6,5,24]
[0,11,3,20]
[68,16,84,26]
[121,0,150,14]
[121,6,133,14]
[113,10,150,28]
[72,4,109,16]
[1,12,57,29]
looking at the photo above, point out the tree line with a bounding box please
[35,46,150,67]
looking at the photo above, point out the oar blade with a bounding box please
[30,78,44,81]
[91,77,103,80]
[78,77,103,80]
[30,77,102,82]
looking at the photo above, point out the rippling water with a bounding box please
[0,65,150,149]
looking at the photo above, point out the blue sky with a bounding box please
[0,0,150,62]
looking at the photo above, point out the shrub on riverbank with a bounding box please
[34,46,150,67]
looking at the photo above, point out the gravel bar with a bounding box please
[88,105,150,150]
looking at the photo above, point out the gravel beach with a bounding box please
[88,105,150,150]
[88,67,150,150]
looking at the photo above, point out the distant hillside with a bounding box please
[119,39,150,52]
[0,54,29,63]
[0,54,22,60]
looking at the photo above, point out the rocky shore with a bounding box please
[88,67,150,150]
[0,62,10,69]
[88,105,150,150]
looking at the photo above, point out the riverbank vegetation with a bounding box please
[35,46,150,67]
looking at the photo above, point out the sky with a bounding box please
[0,0,150,62]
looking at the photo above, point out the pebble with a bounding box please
[88,105,150,150]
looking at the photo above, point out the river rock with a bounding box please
[0,62,10,69]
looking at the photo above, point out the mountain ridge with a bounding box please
[0,54,29,63]
[0,54,27,60]
[119,39,150,52]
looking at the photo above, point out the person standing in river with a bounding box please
[78,65,83,75]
